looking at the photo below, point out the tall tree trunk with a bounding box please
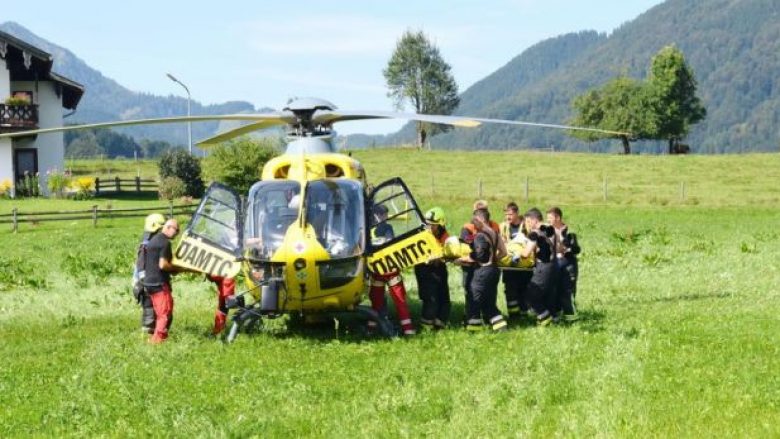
[416,121,424,149]
[668,138,675,154]
[621,136,631,154]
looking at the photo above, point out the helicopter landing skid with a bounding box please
[224,304,397,343]
[354,305,397,338]
[226,305,264,343]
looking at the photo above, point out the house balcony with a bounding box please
[0,104,39,133]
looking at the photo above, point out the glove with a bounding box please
[132,281,144,304]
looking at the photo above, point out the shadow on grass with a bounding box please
[196,298,609,344]
[575,308,607,333]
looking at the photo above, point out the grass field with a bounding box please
[2,150,779,437]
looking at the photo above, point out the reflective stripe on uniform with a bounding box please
[403,329,416,335]
[489,315,504,325]
[371,280,385,287]
[492,320,508,331]
[388,275,403,286]
[400,318,412,326]
[506,300,519,307]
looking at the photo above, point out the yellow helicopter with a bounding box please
[0,97,629,340]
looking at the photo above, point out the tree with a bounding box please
[140,139,174,158]
[570,76,657,154]
[569,46,705,154]
[647,45,706,154]
[201,137,280,193]
[383,30,460,148]
[65,132,105,158]
[158,149,204,198]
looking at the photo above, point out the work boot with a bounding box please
[536,311,553,327]
[419,319,435,332]
[366,320,378,335]
[400,319,416,336]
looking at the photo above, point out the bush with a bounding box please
[17,172,40,197]
[46,169,71,198]
[158,149,204,197]
[0,179,12,198]
[71,177,95,200]
[201,137,280,193]
[158,176,186,201]
[4,96,31,106]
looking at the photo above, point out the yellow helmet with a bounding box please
[144,213,166,233]
[424,207,446,226]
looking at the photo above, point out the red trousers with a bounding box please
[149,283,173,343]
[209,275,236,334]
[369,272,415,334]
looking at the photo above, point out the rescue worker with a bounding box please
[547,207,581,322]
[459,208,508,331]
[143,218,180,343]
[414,207,451,330]
[132,213,166,334]
[368,204,416,336]
[208,274,236,335]
[520,208,556,326]
[458,200,500,324]
[499,201,532,319]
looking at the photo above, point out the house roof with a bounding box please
[0,30,84,110]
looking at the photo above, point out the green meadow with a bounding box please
[1,150,779,437]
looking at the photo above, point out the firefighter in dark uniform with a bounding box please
[458,200,500,325]
[132,213,166,334]
[547,206,581,322]
[499,201,532,319]
[414,207,451,330]
[143,218,180,343]
[520,208,556,326]
[459,208,508,331]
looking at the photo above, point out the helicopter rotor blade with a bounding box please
[0,114,290,140]
[196,120,290,147]
[315,110,632,137]
[314,110,481,128]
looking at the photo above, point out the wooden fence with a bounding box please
[0,202,197,232]
[95,177,158,195]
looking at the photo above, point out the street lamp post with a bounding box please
[166,73,192,155]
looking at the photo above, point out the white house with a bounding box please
[0,30,83,197]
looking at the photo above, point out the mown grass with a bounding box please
[1,151,780,437]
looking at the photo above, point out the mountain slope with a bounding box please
[0,21,261,146]
[431,0,780,153]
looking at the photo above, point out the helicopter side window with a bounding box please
[305,180,364,258]
[368,183,422,243]
[189,184,241,252]
[244,180,301,260]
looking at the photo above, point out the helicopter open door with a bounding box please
[173,182,243,278]
[366,178,442,275]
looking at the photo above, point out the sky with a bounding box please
[3,0,664,135]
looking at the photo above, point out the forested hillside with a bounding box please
[427,0,780,153]
[0,21,261,147]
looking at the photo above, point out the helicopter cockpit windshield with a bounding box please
[304,179,365,258]
[244,180,301,260]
